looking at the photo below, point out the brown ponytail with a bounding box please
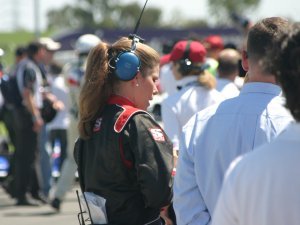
[197,70,216,90]
[78,42,113,139]
[78,37,160,139]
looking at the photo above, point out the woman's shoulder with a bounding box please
[112,104,151,133]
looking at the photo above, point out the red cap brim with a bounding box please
[160,54,171,66]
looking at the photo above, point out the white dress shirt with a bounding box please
[174,82,294,225]
[216,77,240,99]
[161,76,223,150]
[213,122,300,225]
[47,75,70,130]
[159,63,178,97]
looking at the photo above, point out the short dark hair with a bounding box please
[270,22,300,121]
[15,46,26,57]
[26,41,43,59]
[247,17,289,72]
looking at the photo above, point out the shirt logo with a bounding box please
[93,117,102,132]
[149,128,165,142]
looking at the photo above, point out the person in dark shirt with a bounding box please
[74,37,174,225]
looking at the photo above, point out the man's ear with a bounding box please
[241,50,249,71]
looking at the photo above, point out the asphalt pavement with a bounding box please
[0,183,81,225]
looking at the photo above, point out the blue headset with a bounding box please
[179,40,193,74]
[111,0,148,81]
[113,36,141,81]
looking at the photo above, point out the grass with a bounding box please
[0,30,53,70]
[0,31,35,69]
[0,122,14,153]
[0,122,8,137]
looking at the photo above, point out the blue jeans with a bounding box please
[39,124,51,196]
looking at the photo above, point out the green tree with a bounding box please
[78,0,120,26]
[208,0,260,24]
[47,0,162,30]
[142,7,162,28]
[47,5,96,30]
[118,3,145,28]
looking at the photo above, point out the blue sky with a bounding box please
[0,0,299,31]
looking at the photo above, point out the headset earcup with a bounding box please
[115,51,140,81]
[179,60,190,74]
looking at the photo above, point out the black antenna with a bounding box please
[76,190,86,225]
[133,0,148,35]
[83,192,94,225]
[128,0,148,43]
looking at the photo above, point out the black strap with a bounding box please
[74,138,85,192]
[183,40,192,60]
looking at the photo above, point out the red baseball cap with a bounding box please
[160,53,171,66]
[169,40,207,63]
[203,35,224,50]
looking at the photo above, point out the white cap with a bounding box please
[75,34,101,54]
[39,37,61,51]
[0,48,4,56]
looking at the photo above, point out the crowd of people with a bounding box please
[0,34,101,210]
[0,15,299,225]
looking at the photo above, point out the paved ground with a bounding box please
[0,184,81,225]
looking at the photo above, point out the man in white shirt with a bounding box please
[173,17,294,225]
[212,21,300,225]
[216,48,241,99]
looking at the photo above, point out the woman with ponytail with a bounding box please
[161,40,224,155]
[75,37,173,225]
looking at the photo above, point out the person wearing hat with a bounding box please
[50,34,102,211]
[161,40,224,159]
[39,37,61,71]
[161,41,224,224]
[12,41,46,206]
[36,37,64,199]
[173,17,294,225]
[202,35,224,77]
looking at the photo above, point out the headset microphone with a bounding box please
[113,0,148,81]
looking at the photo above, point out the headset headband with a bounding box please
[183,40,192,61]
[110,1,148,81]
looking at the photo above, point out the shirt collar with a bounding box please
[278,122,300,141]
[176,76,198,87]
[107,95,136,107]
[240,82,282,96]
[217,77,232,84]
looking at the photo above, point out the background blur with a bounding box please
[0,0,299,66]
